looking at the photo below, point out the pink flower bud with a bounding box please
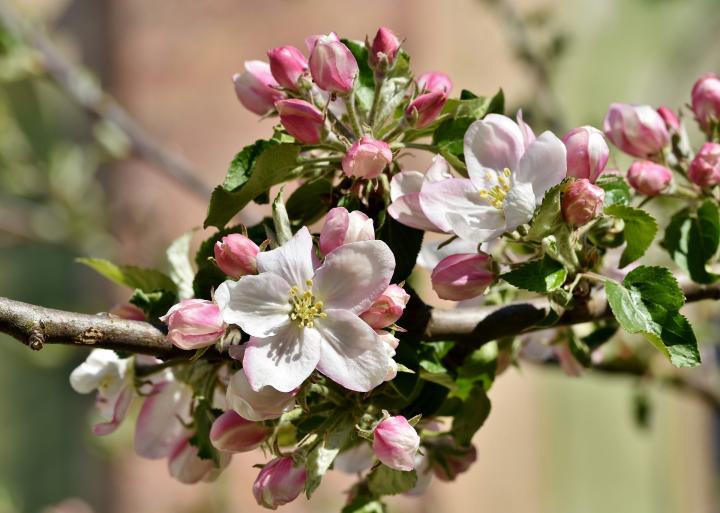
[657,106,680,131]
[210,410,269,453]
[275,99,324,144]
[109,303,146,321]
[691,73,720,131]
[405,91,447,129]
[232,61,285,116]
[305,32,339,53]
[341,136,393,179]
[562,126,609,183]
[426,436,477,482]
[372,416,420,471]
[369,27,401,68]
[603,103,670,157]
[253,456,307,509]
[360,285,410,329]
[431,253,494,301]
[319,207,375,255]
[308,34,358,93]
[214,233,259,278]
[561,179,605,226]
[627,160,672,196]
[417,71,453,94]
[226,370,296,421]
[688,142,720,187]
[160,299,225,350]
[267,46,308,91]
[168,437,215,484]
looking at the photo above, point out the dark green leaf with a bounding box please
[687,200,720,284]
[661,207,691,272]
[305,415,355,498]
[377,216,424,282]
[129,289,177,324]
[451,384,491,446]
[342,39,375,111]
[342,496,386,513]
[604,205,658,267]
[367,466,417,496]
[78,258,177,293]
[501,255,567,292]
[286,179,334,226]
[189,398,222,466]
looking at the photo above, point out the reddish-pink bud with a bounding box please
[603,103,670,158]
[267,46,308,91]
[319,207,375,255]
[561,179,605,226]
[308,35,358,93]
[431,253,494,301]
[253,456,307,509]
[405,91,447,129]
[232,61,285,116]
[562,126,609,183]
[417,71,453,94]
[627,160,672,196]
[360,284,410,329]
[160,300,225,350]
[210,410,269,453]
[372,416,420,472]
[657,106,681,131]
[275,99,324,144]
[341,136,393,179]
[688,142,720,187]
[691,73,720,131]
[370,27,401,68]
[214,233,259,279]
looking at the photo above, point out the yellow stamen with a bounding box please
[478,167,514,209]
[288,279,327,328]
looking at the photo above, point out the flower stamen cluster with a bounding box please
[288,280,327,328]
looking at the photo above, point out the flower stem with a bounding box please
[345,91,364,137]
[368,73,385,129]
[403,142,438,152]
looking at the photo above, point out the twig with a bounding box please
[0,0,211,199]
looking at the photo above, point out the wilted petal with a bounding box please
[516,131,567,202]
[315,310,391,392]
[256,226,314,287]
[243,324,321,392]
[215,274,291,338]
[464,114,525,184]
[503,181,536,231]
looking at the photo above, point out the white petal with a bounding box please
[464,114,525,188]
[242,324,321,392]
[388,192,442,232]
[312,240,395,314]
[446,209,506,244]
[215,275,292,338]
[515,131,567,202]
[226,370,296,421]
[424,154,454,183]
[420,178,485,233]
[256,226,314,287]
[315,310,391,392]
[503,182,536,231]
[390,171,424,201]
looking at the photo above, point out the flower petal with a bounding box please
[315,310,391,392]
[503,182,536,231]
[93,386,133,436]
[390,171,424,201]
[312,240,395,314]
[464,114,525,187]
[134,381,193,459]
[388,192,442,232]
[215,275,292,338]
[424,154,454,183]
[515,131,567,202]
[242,324,321,392]
[256,226,314,287]
[446,209,506,244]
[420,178,485,232]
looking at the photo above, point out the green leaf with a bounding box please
[305,415,355,498]
[367,466,417,496]
[286,178,334,226]
[204,141,300,229]
[687,200,720,284]
[604,205,658,267]
[78,258,177,293]
[605,266,700,367]
[527,181,565,242]
[662,207,691,272]
[501,255,567,292]
[418,360,456,390]
[272,190,292,246]
[451,383,491,446]
[166,230,196,300]
[129,289,177,323]
[377,216,424,282]
[189,398,222,466]
[596,174,631,207]
[342,496,386,513]
[342,39,375,111]
[455,343,497,399]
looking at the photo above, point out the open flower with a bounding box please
[215,227,396,393]
[420,114,566,243]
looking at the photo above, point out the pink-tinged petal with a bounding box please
[424,154,454,182]
[134,381,193,459]
[312,240,395,314]
[388,192,442,232]
[210,410,269,452]
[464,114,526,185]
[420,178,492,234]
[502,181,536,231]
[243,324,321,392]
[214,275,291,338]
[445,208,506,244]
[390,171,424,201]
[319,207,350,255]
[167,438,224,484]
[93,386,133,436]
[315,310,391,392]
[516,109,536,149]
[256,226,314,287]
[516,131,567,202]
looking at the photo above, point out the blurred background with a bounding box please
[0,0,719,511]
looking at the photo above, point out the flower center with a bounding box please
[478,168,513,209]
[98,373,114,392]
[288,280,327,328]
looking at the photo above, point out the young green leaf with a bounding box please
[687,200,720,284]
[341,39,375,111]
[501,255,567,292]
[596,174,631,207]
[604,205,658,267]
[78,258,177,293]
[367,466,418,496]
[166,230,196,300]
[286,178,334,226]
[527,181,565,242]
[189,398,222,466]
[451,383,491,446]
[305,415,356,498]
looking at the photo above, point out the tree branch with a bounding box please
[0,0,212,200]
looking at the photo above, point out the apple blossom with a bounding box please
[657,106,681,131]
[308,34,358,93]
[431,253,495,301]
[405,91,447,128]
[226,369,296,421]
[214,233,259,278]
[691,73,720,131]
[360,284,410,329]
[160,299,226,350]
[267,45,308,90]
[417,71,453,94]
[688,142,720,187]
[372,415,420,471]
[319,207,375,255]
[369,27,401,69]
[134,380,193,459]
[341,136,393,179]
[253,456,307,509]
[210,410,269,452]
[561,179,605,226]
[421,114,567,244]
[275,99,324,144]
[562,126,609,183]
[627,160,672,196]
[603,103,669,158]
[215,227,396,393]
[233,61,285,115]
